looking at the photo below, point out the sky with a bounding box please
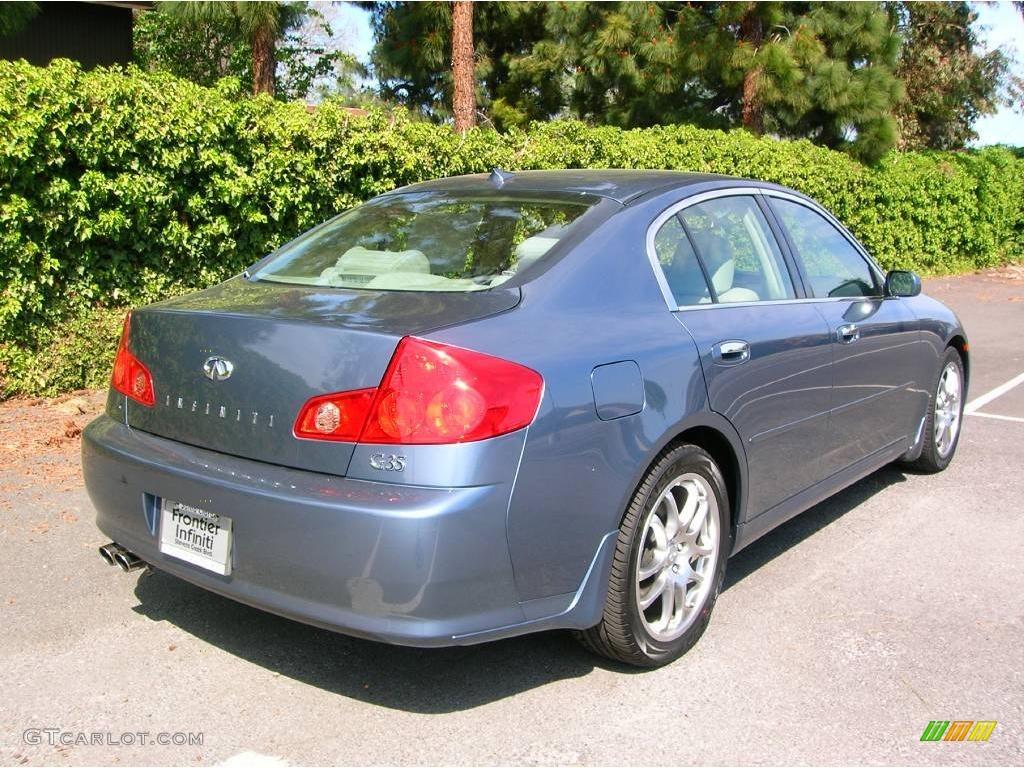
[330,1,1023,148]
[971,1,1024,146]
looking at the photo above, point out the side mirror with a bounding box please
[885,270,921,298]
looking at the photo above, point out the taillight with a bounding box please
[293,389,376,442]
[111,312,155,407]
[293,337,543,445]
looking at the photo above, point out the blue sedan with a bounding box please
[83,170,967,667]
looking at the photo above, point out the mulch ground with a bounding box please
[0,389,107,510]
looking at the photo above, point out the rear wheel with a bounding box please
[906,347,965,473]
[576,444,730,667]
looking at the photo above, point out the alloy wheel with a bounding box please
[634,473,720,642]
[934,362,962,458]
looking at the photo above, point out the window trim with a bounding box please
[674,212,719,304]
[645,187,886,311]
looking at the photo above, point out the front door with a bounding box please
[767,195,926,476]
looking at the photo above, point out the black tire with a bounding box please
[904,347,965,474]
[575,443,731,668]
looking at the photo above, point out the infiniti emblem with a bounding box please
[203,356,234,382]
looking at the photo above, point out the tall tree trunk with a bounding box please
[451,1,475,133]
[252,23,276,97]
[739,9,764,134]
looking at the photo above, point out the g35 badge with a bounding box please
[370,453,407,471]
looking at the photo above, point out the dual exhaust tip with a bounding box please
[99,542,146,572]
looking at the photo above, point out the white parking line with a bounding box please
[964,371,1024,414]
[967,411,1024,423]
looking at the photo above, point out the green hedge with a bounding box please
[1,59,1022,397]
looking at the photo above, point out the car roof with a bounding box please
[393,169,748,205]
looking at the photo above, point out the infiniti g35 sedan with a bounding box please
[84,170,968,667]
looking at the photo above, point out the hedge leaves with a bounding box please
[1,60,1021,396]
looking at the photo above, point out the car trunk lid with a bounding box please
[124,276,520,476]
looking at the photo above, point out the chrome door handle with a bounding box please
[837,323,860,344]
[713,340,750,365]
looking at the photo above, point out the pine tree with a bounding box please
[365,1,1011,162]
[683,2,902,162]
[502,2,718,129]
[363,1,546,125]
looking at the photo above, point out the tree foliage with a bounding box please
[0,1,38,37]
[892,1,1021,150]
[2,59,1021,396]
[362,1,547,124]
[134,2,356,101]
[368,0,1019,160]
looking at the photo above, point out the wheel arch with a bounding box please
[624,414,749,545]
[947,334,970,390]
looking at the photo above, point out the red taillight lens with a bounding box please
[111,312,155,407]
[293,337,543,445]
[294,388,376,442]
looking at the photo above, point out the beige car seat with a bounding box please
[690,230,760,303]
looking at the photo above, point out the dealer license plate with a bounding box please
[158,500,232,576]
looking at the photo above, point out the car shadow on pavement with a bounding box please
[130,464,907,713]
[132,572,603,714]
[723,464,908,590]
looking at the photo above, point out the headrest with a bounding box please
[513,236,559,272]
[690,230,734,294]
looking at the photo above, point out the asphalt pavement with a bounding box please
[1,270,1022,766]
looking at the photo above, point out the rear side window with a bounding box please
[652,215,713,306]
[254,192,597,291]
[679,196,796,304]
[770,198,880,298]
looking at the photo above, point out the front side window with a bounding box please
[770,198,880,298]
[679,196,796,303]
[254,192,597,291]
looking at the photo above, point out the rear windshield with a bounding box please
[253,191,597,291]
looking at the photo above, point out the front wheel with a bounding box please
[905,347,965,474]
[575,444,730,667]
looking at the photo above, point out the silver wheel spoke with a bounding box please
[660,579,677,625]
[684,561,704,583]
[639,571,669,610]
[688,538,714,558]
[661,491,680,541]
[685,496,710,542]
[676,488,698,532]
[647,514,667,547]
[638,545,670,580]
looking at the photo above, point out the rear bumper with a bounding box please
[82,416,610,646]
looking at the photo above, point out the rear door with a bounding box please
[651,190,833,518]
[765,193,925,475]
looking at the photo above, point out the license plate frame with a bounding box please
[158,500,232,576]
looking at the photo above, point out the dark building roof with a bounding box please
[0,1,146,70]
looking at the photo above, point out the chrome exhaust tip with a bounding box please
[113,549,145,572]
[98,543,120,566]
